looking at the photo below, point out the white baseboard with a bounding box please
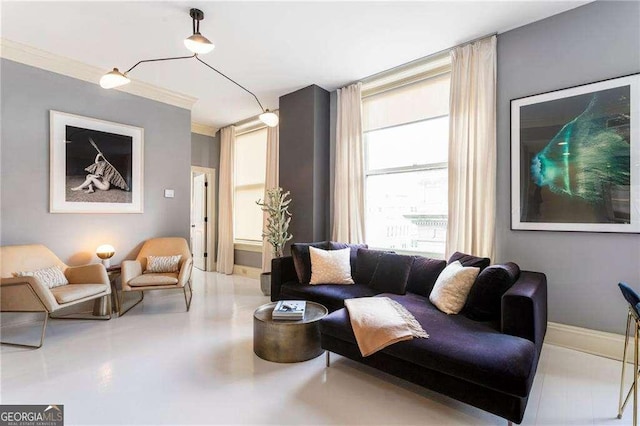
[546,321,631,362]
[232,265,262,279]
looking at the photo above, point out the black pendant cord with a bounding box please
[195,55,266,113]
[121,53,267,114]
[125,54,197,74]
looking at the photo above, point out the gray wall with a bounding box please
[1,59,191,265]
[496,1,640,333]
[279,85,331,253]
[191,132,220,170]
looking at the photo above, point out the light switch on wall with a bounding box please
[164,189,175,198]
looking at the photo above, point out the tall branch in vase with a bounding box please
[257,187,293,258]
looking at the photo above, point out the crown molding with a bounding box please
[0,38,197,110]
[191,122,218,137]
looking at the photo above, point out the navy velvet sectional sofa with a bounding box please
[271,242,547,424]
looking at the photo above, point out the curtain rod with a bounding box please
[357,32,497,85]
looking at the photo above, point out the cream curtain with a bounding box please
[332,83,366,244]
[446,36,497,259]
[217,126,235,274]
[262,113,279,273]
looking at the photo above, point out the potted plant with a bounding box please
[256,187,293,296]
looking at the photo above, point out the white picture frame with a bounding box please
[50,110,144,213]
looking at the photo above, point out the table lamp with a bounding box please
[96,244,115,268]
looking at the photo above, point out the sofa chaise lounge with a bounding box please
[271,241,547,424]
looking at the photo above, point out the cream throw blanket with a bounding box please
[345,297,428,357]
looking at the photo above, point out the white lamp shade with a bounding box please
[96,244,116,260]
[100,68,130,89]
[184,33,215,54]
[259,111,279,127]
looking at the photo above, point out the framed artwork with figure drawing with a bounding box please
[511,74,639,233]
[50,110,144,213]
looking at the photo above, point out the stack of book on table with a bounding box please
[272,300,306,320]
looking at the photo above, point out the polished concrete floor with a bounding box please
[0,269,634,425]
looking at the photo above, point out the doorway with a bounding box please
[191,166,216,271]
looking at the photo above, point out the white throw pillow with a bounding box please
[429,261,480,315]
[14,265,69,289]
[145,255,182,273]
[309,247,354,285]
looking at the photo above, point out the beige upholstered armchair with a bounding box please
[119,237,193,316]
[1,244,112,348]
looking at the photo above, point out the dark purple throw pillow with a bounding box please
[291,241,330,284]
[463,262,521,321]
[354,248,392,285]
[329,241,368,278]
[448,251,491,271]
[406,256,447,297]
[369,253,415,295]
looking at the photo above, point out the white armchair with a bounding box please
[119,237,193,315]
[1,244,112,348]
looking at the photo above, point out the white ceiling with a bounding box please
[1,1,590,128]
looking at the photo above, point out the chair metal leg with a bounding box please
[635,324,638,426]
[618,311,640,423]
[620,311,633,418]
[183,280,193,312]
[0,311,48,349]
[118,291,144,317]
[326,351,330,367]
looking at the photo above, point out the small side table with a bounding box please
[106,265,122,314]
[93,265,121,316]
[253,301,328,363]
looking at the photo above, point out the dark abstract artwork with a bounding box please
[511,74,639,233]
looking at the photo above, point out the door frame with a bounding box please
[190,166,216,272]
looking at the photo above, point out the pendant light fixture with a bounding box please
[183,8,214,54]
[259,110,279,127]
[99,68,130,89]
[99,8,278,128]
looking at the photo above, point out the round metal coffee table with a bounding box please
[253,301,328,363]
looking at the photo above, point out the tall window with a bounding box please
[362,71,450,257]
[234,127,267,243]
